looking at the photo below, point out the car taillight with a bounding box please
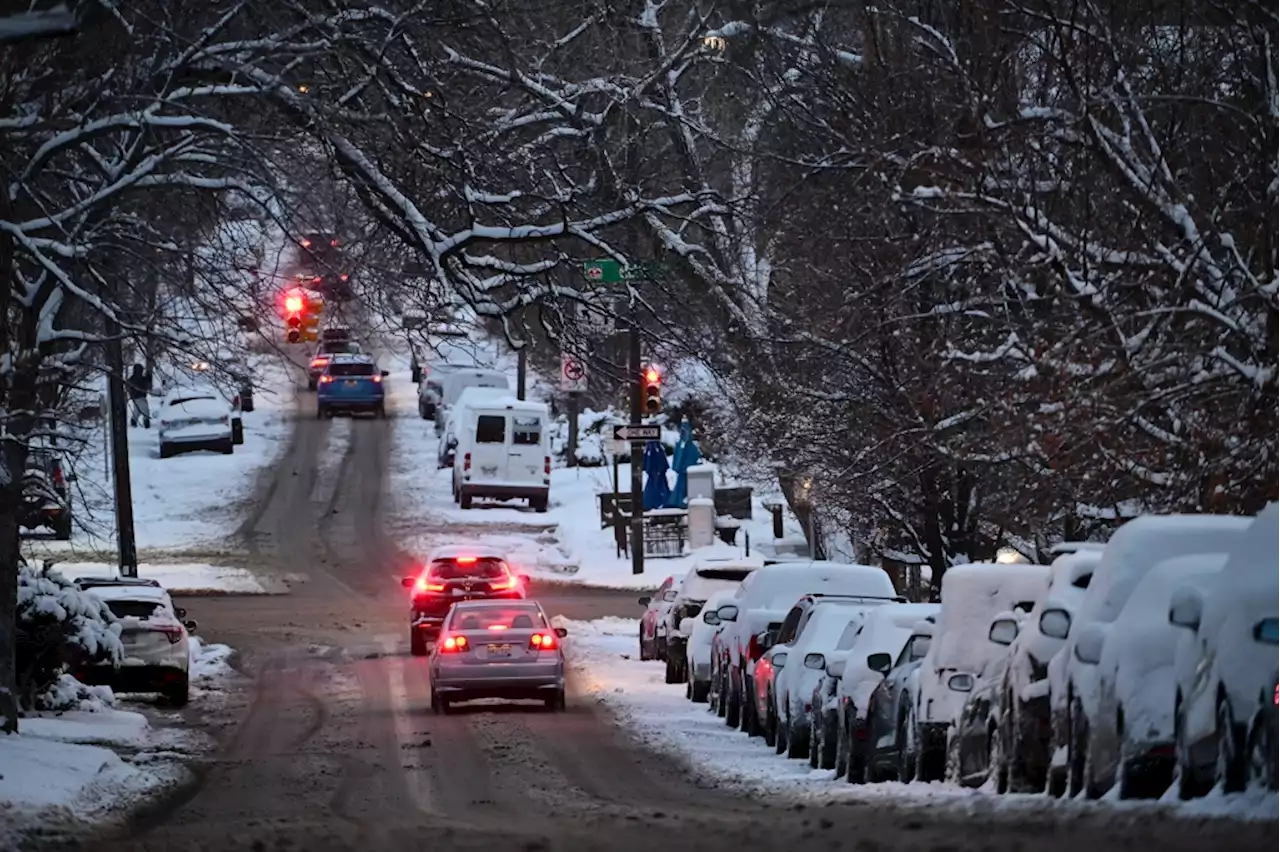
[747,635,762,661]
[489,576,517,592]
[544,456,551,475]
[414,576,446,593]
[440,635,468,653]
[529,632,558,651]
[456,556,477,564]
[319,375,334,383]
[1274,684,1278,706]
[159,420,170,428]
[463,452,471,472]
[160,627,184,645]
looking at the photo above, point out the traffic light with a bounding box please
[643,365,662,414]
[302,313,320,342]
[286,312,302,343]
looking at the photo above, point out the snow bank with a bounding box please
[46,561,266,594]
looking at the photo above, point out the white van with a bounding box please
[435,369,510,434]
[451,397,551,512]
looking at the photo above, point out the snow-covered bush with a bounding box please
[37,674,117,713]
[16,561,123,712]
[549,407,679,467]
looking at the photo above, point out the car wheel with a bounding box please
[847,718,867,784]
[724,673,741,729]
[410,629,428,657]
[1005,700,1034,793]
[377,404,387,419]
[818,713,839,770]
[231,419,245,445]
[1246,710,1277,791]
[774,705,788,755]
[897,712,916,783]
[638,625,650,661]
[808,717,821,769]
[989,728,1008,794]
[690,676,710,704]
[459,491,473,510]
[787,709,808,759]
[1174,696,1207,799]
[740,678,757,735]
[316,405,326,420]
[1216,696,1246,793]
[531,494,549,513]
[430,690,443,714]
[159,442,172,460]
[664,654,680,685]
[165,675,190,708]
[545,689,566,712]
[220,438,234,455]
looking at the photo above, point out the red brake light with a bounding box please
[489,576,517,592]
[440,635,468,652]
[319,375,334,383]
[747,635,762,661]
[311,357,328,367]
[487,624,508,631]
[414,576,446,593]
[371,374,382,383]
[544,455,551,475]
[160,626,184,645]
[456,556,477,565]
[1274,684,1278,706]
[529,632,558,651]
[463,453,472,472]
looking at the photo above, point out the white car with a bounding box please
[158,386,236,458]
[1170,503,1279,797]
[74,577,196,706]
[1052,513,1250,797]
[1078,554,1225,799]
[911,561,1051,782]
[1004,548,1099,792]
[687,588,737,702]
[834,602,941,781]
[662,556,762,685]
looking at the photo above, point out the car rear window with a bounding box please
[475,415,505,443]
[106,600,163,619]
[170,395,218,406]
[328,362,375,377]
[429,557,507,579]
[449,606,545,631]
[512,416,540,446]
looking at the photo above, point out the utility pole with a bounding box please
[628,299,644,575]
[516,347,527,400]
[104,317,138,577]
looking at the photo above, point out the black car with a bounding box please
[401,548,528,656]
[20,445,73,540]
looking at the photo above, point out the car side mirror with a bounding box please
[1073,622,1106,665]
[554,627,568,638]
[772,651,788,668]
[755,630,775,652]
[702,611,721,626]
[401,577,417,588]
[988,615,1019,647]
[804,652,825,670]
[637,595,652,607]
[174,607,187,619]
[447,437,458,449]
[1168,587,1203,631]
[866,652,892,675]
[381,370,390,377]
[183,619,199,633]
[947,673,974,693]
[716,604,739,622]
[662,590,678,603]
[1038,608,1071,640]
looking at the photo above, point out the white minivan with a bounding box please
[434,369,510,434]
[451,397,551,512]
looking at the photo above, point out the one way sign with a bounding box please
[613,424,661,442]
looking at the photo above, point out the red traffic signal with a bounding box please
[287,314,302,329]
[643,365,662,414]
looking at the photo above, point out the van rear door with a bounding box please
[507,413,545,485]
[469,412,508,483]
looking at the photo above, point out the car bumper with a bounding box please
[162,427,231,443]
[432,663,564,697]
[459,483,549,499]
[318,395,383,408]
[77,663,187,693]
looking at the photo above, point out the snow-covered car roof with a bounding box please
[164,384,228,403]
[428,544,507,562]
[933,561,1051,670]
[83,583,171,604]
[327,352,374,364]
[738,561,898,609]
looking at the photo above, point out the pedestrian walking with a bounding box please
[127,363,152,428]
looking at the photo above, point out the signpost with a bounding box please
[612,424,661,442]
[559,353,588,393]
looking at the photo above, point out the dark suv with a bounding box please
[401,548,528,656]
[20,445,73,540]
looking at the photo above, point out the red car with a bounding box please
[637,575,680,661]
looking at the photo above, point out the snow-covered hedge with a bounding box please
[16,561,123,712]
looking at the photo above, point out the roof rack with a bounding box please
[73,576,162,589]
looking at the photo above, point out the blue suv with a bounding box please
[316,353,389,419]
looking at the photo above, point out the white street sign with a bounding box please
[575,298,616,333]
[560,352,588,392]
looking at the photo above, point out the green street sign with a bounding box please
[583,259,663,284]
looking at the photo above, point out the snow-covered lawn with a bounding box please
[383,355,801,588]
[32,561,267,594]
[560,616,1279,822]
[0,636,237,847]
[25,354,295,559]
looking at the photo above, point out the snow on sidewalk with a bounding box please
[559,616,1279,822]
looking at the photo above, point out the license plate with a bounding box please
[346,380,357,387]
[487,644,511,657]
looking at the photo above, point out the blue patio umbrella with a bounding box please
[642,439,671,510]
[666,418,703,508]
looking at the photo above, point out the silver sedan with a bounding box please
[428,599,568,713]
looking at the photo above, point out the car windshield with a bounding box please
[450,606,545,631]
[429,557,507,579]
[327,362,375,377]
[105,600,163,619]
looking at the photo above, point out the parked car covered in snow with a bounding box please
[637,574,683,661]
[435,368,510,434]
[863,616,936,781]
[952,609,1026,788]
[1169,503,1279,797]
[910,561,1050,782]
[1000,548,1099,792]
[836,603,941,783]
[1050,513,1250,797]
[1075,554,1225,798]
[157,385,237,458]
[662,556,762,685]
[74,577,198,706]
[713,563,898,736]
[687,588,737,702]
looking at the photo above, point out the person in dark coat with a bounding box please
[127,364,153,428]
